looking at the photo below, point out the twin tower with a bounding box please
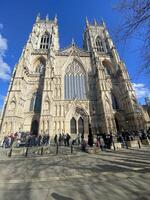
[0,15,146,137]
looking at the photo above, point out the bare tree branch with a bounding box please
[115,0,150,73]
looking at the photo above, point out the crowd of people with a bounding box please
[54,133,71,146]
[0,132,78,149]
[95,129,150,150]
[116,129,150,143]
[0,128,150,151]
[0,132,50,148]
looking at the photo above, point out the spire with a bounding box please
[54,14,58,24]
[94,18,97,26]
[46,14,49,22]
[86,17,89,27]
[72,38,75,46]
[101,18,106,28]
[36,13,40,22]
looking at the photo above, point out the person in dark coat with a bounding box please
[88,124,93,147]
[54,134,57,146]
[64,134,67,146]
[38,135,42,146]
[109,132,113,149]
[66,133,71,146]
[102,133,107,148]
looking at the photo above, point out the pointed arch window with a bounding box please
[102,61,112,76]
[36,62,45,74]
[64,61,87,100]
[104,67,111,76]
[96,36,104,52]
[30,92,42,112]
[35,58,46,74]
[78,117,84,134]
[70,118,77,134]
[40,33,51,50]
[111,94,119,110]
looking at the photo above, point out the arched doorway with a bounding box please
[31,120,39,136]
[78,117,84,134]
[70,118,77,134]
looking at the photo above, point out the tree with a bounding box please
[115,0,150,72]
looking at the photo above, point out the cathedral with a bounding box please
[0,15,148,138]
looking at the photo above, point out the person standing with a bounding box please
[66,133,71,146]
[64,134,67,146]
[58,133,62,146]
[54,134,57,146]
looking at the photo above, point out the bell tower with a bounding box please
[0,14,60,136]
[25,14,59,53]
[83,18,120,64]
[83,19,144,133]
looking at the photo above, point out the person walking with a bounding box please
[54,134,57,146]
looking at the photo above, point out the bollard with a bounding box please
[113,142,116,151]
[71,145,73,154]
[41,147,43,155]
[138,140,141,149]
[25,147,28,157]
[56,143,58,155]
[8,148,12,157]
[126,141,128,149]
[100,144,103,151]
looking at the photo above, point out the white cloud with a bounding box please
[0,29,11,80]
[133,83,150,99]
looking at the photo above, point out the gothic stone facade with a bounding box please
[0,16,147,138]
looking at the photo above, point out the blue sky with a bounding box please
[0,0,149,110]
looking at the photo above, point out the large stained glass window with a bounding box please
[64,61,86,100]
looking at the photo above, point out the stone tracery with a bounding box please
[64,61,86,100]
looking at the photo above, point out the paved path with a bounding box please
[0,147,150,200]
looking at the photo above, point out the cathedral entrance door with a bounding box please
[70,118,77,134]
[78,117,84,135]
[31,120,39,136]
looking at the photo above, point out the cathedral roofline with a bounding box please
[57,43,90,57]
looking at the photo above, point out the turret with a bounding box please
[86,17,89,28]
[46,14,49,22]
[36,13,40,22]
[94,18,98,26]
[54,14,58,24]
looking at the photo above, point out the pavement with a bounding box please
[0,146,150,200]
